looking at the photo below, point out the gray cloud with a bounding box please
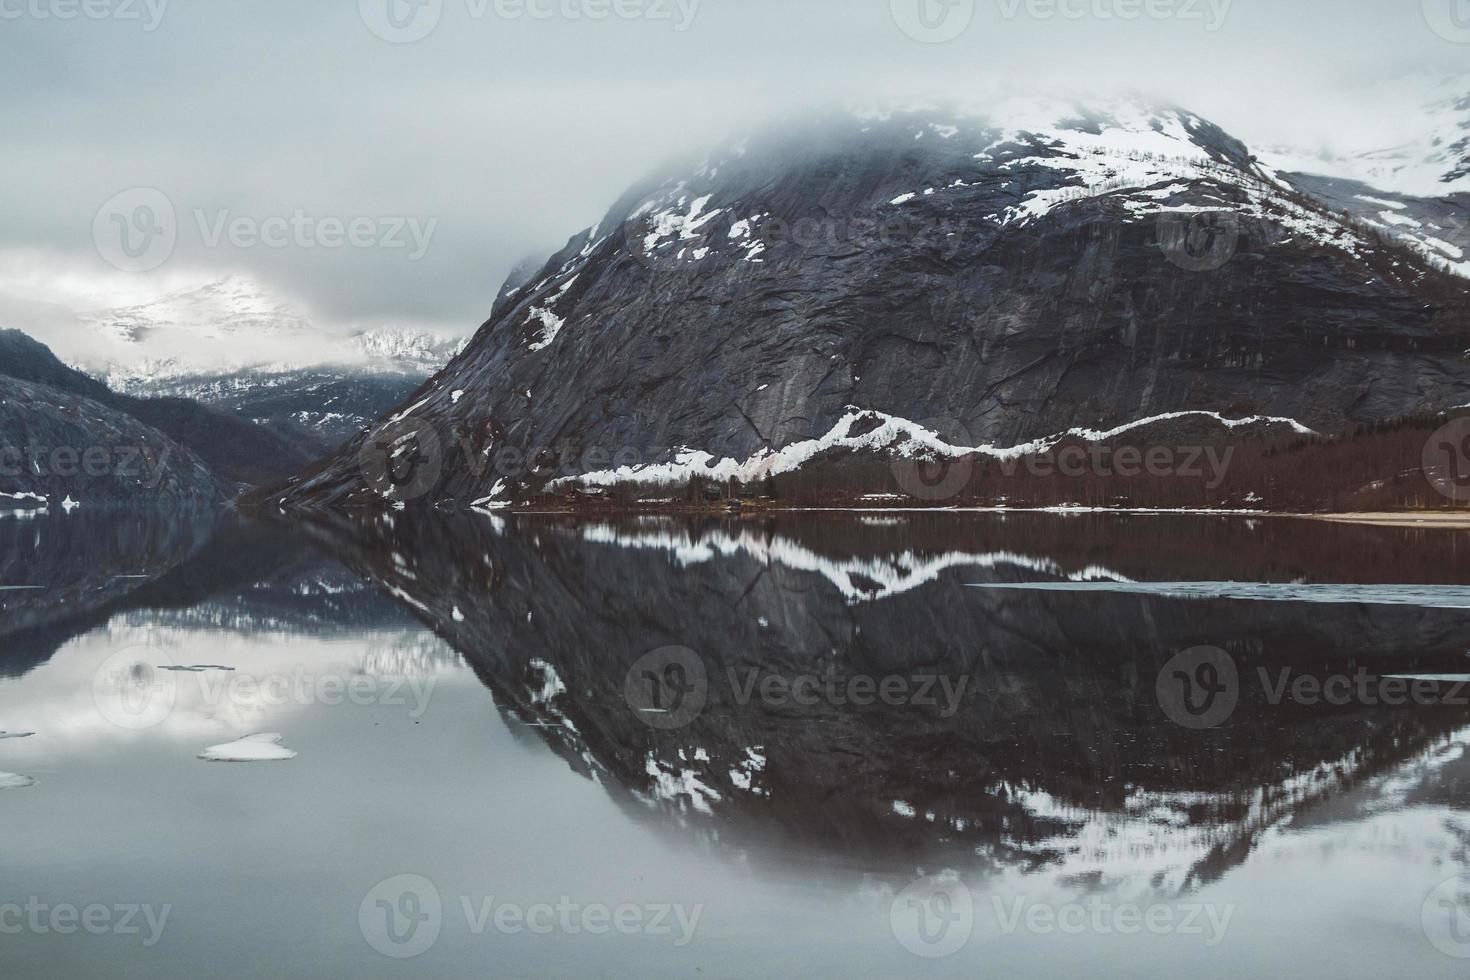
[0,0,1463,335]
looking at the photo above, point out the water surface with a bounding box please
[4,510,1470,978]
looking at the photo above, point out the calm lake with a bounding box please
[4,509,1470,978]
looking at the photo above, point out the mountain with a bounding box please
[70,275,463,454]
[495,248,559,307]
[1261,76,1470,279]
[1262,75,1470,200]
[118,369,431,456]
[80,274,464,386]
[0,376,220,514]
[1272,173,1468,279]
[274,95,1470,513]
[0,329,311,504]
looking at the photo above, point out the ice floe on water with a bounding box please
[198,733,298,762]
[0,727,34,788]
[968,581,1470,608]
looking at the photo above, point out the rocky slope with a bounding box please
[121,368,425,456]
[275,96,1470,512]
[0,329,311,504]
[0,374,220,513]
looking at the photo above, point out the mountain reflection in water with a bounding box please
[5,509,1470,977]
[296,511,1470,893]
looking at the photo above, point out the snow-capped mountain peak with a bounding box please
[353,328,467,374]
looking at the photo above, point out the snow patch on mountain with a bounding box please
[549,407,1314,494]
[525,306,565,352]
[614,96,1390,280]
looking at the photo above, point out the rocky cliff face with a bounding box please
[0,374,221,513]
[276,96,1470,512]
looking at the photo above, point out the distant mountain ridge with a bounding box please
[79,275,466,386]
[56,276,468,458]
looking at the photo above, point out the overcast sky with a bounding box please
[1,0,1466,339]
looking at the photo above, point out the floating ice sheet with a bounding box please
[198,733,298,762]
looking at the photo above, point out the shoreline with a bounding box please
[1300,512,1470,528]
[255,497,1470,526]
[460,502,1470,526]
